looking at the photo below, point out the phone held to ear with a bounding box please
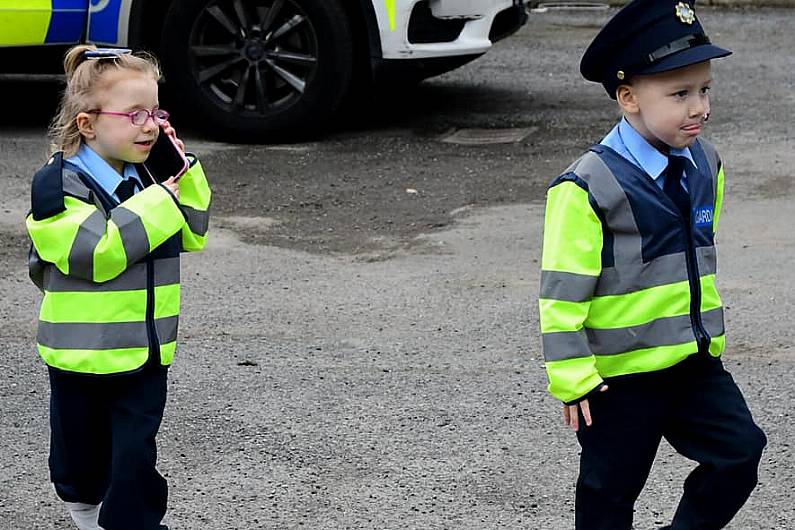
[142,129,189,183]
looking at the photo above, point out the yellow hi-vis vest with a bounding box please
[26,153,211,375]
[539,138,725,403]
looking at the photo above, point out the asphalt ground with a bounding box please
[0,7,793,530]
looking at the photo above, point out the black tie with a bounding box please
[664,155,691,219]
[115,178,138,202]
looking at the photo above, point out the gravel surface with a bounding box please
[0,7,793,530]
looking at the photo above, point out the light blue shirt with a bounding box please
[600,117,696,190]
[66,144,143,202]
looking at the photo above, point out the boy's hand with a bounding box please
[162,175,180,199]
[563,384,608,432]
[161,121,186,154]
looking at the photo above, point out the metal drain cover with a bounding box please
[440,127,537,145]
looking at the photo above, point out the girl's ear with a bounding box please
[616,84,639,115]
[75,112,96,140]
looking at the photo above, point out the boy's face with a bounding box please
[620,61,712,151]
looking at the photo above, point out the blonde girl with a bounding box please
[26,44,211,530]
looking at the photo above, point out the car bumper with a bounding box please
[376,0,528,60]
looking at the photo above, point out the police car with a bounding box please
[0,0,528,140]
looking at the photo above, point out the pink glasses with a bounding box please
[88,108,169,127]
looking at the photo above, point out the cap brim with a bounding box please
[638,44,732,75]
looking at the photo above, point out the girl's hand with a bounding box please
[162,175,180,200]
[161,121,186,154]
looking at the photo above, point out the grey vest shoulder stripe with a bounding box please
[183,204,210,236]
[571,151,643,265]
[61,169,92,201]
[68,209,107,281]
[542,329,591,362]
[110,207,150,265]
[540,270,598,303]
[696,137,719,178]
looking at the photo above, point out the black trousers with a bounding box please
[48,364,168,530]
[575,354,766,530]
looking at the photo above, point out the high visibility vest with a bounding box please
[26,152,211,375]
[539,138,725,403]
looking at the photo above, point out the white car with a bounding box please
[0,0,528,140]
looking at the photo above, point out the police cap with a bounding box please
[580,0,731,99]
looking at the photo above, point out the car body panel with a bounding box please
[376,0,518,59]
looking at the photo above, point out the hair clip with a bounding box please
[84,48,132,60]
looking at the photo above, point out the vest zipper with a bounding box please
[680,214,710,353]
[145,257,160,366]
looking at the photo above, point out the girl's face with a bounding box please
[78,70,160,174]
[621,61,712,152]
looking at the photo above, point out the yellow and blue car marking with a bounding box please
[0,0,124,46]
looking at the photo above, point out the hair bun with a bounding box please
[63,44,98,79]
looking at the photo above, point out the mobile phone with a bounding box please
[142,129,189,183]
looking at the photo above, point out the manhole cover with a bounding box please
[440,127,537,145]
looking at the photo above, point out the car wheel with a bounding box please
[161,0,353,142]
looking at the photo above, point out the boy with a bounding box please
[538,1,766,529]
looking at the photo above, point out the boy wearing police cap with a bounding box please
[538,1,766,528]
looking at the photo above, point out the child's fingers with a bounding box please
[568,404,579,432]
[580,399,592,427]
[563,404,571,426]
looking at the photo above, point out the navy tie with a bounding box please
[664,155,691,219]
[115,178,138,202]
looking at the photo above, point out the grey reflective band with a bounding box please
[43,257,180,292]
[647,34,711,63]
[702,306,725,338]
[68,209,106,280]
[38,320,149,350]
[543,308,724,360]
[153,257,181,287]
[572,152,643,266]
[183,205,210,236]
[540,270,598,303]
[62,170,92,201]
[38,316,179,350]
[595,246,716,296]
[111,207,150,264]
[155,315,179,344]
[698,138,719,180]
[587,307,725,356]
[542,329,591,362]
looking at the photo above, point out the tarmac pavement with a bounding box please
[0,7,793,530]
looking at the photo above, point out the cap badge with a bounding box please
[675,2,695,25]
[616,70,625,80]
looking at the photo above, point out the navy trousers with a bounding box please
[48,364,168,530]
[575,354,766,530]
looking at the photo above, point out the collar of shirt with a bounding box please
[66,144,143,201]
[600,117,697,184]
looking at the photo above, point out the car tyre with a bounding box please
[161,0,353,142]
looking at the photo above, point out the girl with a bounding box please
[26,44,211,530]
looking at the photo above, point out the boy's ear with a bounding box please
[75,112,96,140]
[616,84,639,114]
